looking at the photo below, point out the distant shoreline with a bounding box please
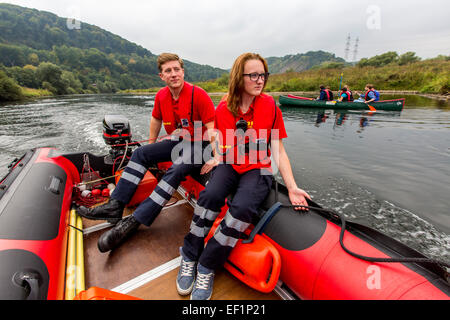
[120,90,449,101]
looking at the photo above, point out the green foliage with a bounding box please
[217,73,230,87]
[41,81,57,95]
[5,65,39,88]
[21,87,52,98]
[419,74,449,94]
[194,72,229,92]
[356,51,422,67]
[264,56,450,94]
[0,3,150,57]
[398,52,421,66]
[36,62,67,94]
[0,43,26,66]
[0,3,227,100]
[183,60,227,82]
[28,53,39,66]
[314,61,346,70]
[357,51,399,67]
[0,70,23,101]
[61,70,82,92]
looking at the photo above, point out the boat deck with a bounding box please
[81,192,280,300]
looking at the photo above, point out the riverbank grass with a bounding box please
[21,87,52,99]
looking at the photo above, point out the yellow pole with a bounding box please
[65,209,77,300]
[75,214,85,295]
[65,208,86,299]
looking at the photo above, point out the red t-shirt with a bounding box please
[152,82,215,139]
[215,96,287,174]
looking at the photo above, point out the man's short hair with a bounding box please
[157,53,184,72]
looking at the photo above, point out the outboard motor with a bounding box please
[102,115,135,168]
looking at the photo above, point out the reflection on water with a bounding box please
[0,94,449,262]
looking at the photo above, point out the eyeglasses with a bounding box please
[243,72,270,82]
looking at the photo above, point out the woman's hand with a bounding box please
[288,187,311,211]
[200,158,219,175]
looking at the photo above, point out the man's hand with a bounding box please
[200,158,219,175]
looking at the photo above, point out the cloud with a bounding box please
[2,0,449,68]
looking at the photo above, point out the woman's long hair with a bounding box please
[227,53,269,117]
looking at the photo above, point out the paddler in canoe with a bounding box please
[354,84,381,104]
[316,85,334,101]
[338,85,354,102]
[176,52,311,300]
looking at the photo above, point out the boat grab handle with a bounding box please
[46,176,62,195]
[13,271,42,300]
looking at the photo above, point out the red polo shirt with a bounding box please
[152,82,215,140]
[215,96,287,174]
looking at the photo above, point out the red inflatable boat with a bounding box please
[179,173,450,300]
[0,115,448,300]
[0,148,79,299]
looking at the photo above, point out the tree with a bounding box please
[41,81,57,95]
[0,70,23,101]
[28,53,39,66]
[84,48,109,70]
[36,62,68,94]
[6,65,39,88]
[357,52,399,67]
[217,73,230,87]
[61,70,82,93]
[398,52,421,65]
[0,44,26,66]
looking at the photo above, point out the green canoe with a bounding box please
[279,94,405,111]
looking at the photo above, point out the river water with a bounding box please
[0,93,449,262]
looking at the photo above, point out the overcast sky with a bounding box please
[3,0,450,69]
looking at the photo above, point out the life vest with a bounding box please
[326,89,334,101]
[340,90,354,102]
[155,82,199,140]
[215,94,278,174]
[365,89,380,102]
[347,90,354,101]
[364,89,374,101]
[320,89,331,101]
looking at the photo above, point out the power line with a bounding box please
[344,34,351,61]
[353,37,359,62]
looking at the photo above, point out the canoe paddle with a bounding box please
[367,104,377,112]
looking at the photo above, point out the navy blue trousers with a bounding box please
[112,139,211,226]
[182,164,272,270]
